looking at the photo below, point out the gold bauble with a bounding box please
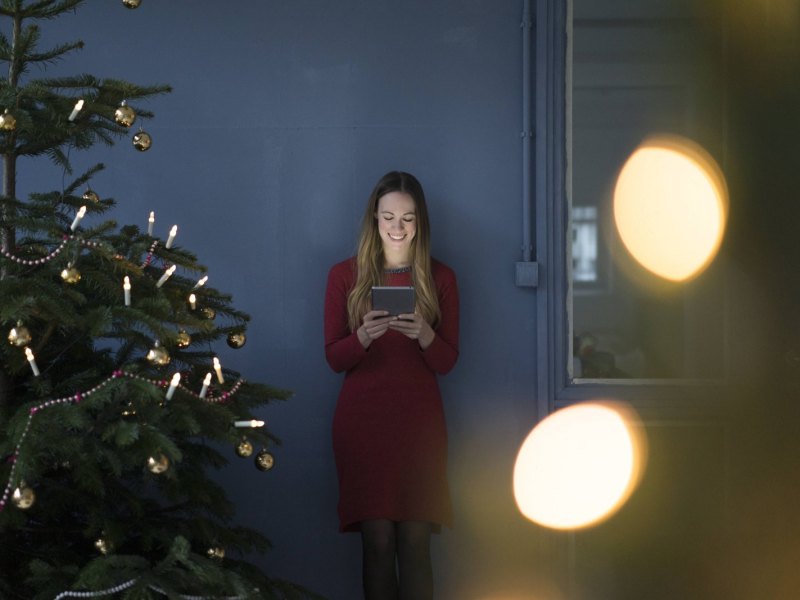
[132,130,152,151]
[175,330,192,349]
[207,546,225,560]
[226,332,247,349]
[8,322,32,347]
[0,109,16,131]
[255,449,275,472]
[94,537,113,554]
[122,0,141,8]
[114,102,136,127]
[82,189,100,203]
[147,454,169,474]
[12,483,35,509]
[60,266,81,284]
[199,307,216,321]
[235,439,254,458]
[146,343,170,366]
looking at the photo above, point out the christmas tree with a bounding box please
[0,2,316,598]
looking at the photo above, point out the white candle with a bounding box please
[213,357,224,384]
[147,211,155,236]
[193,275,208,290]
[234,420,265,428]
[188,293,197,310]
[165,372,180,401]
[69,205,87,231]
[68,99,84,121]
[123,276,131,306]
[165,225,178,249]
[199,372,212,399]
[25,347,40,377]
[155,264,176,288]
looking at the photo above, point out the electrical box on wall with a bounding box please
[515,261,539,287]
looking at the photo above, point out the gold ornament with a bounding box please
[12,483,35,509]
[122,0,141,8]
[0,109,16,131]
[82,189,100,203]
[207,546,225,560]
[175,330,192,349]
[114,101,136,127]
[147,454,170,474]
[226,332,247,349]
[8,322,32,347]
[255,449,275,472]
[94,537,113,554]
[199,307,216,321]
[235,439,254,458]
[60,266,81,284]
[132,130,152,151]
[146,343,170,366]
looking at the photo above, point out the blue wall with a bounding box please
[25,2,545,598]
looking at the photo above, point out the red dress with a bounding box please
[324,258,459,532]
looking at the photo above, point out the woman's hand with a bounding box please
[357,310,396,348]
[389,313,435,350]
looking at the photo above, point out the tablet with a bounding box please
[371,286,415,316]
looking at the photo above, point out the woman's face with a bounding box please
[376,191,417,254]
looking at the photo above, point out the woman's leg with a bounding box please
[396,521,433,600]
[360,519,399,600]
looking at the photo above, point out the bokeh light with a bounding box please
[613,136,728,282]
[513,402,647,530]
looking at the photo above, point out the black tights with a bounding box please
[360,519,433,600]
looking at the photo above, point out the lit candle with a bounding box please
[193,275,208,290]
[199,372,212,399]
[155,264,176,288]
[165,225,178,249]
[234,419,265,428]
[147,211,155,236]
[165,372,180,401]
[68,99,84,121]
[123,276,131,306]
[25,347,40,377]
[188,293,197,310]
[69,205,87,231]
[213,357,224,384]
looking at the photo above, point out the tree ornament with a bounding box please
[8,322,32,347]
[255,449,275,472]
[147,454,170,474]
[94,537,113,554]
[12,483,35,509]
[60,265,81,284]
[132,130,152,151]
[227,332,247,349]
[175,329,191,349]
[82,189,100,203]
[0,109,16,131]
[207,546,225,560]
[235,438,254,458]
[121,401,137,418]
[146,342,170,366]
[122,0,142,7]
[114,101,136,127]
[199,307,216,320]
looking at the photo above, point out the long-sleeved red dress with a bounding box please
[324,257,459,533]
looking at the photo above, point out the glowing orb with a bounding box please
[513,402,646,530]
[613,136,728,282]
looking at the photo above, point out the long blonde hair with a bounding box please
[347,171,441,331]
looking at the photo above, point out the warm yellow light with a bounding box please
[613,136,728,282]
[513,402,646,530]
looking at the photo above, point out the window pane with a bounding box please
[569,0,726,380]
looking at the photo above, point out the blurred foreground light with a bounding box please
[513,402,647,530]
[613,136,728,282]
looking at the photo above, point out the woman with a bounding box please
[324,171,459,599]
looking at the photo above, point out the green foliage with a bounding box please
[0,2,316,599]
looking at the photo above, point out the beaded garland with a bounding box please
[0,370,246,513]
[54,579,247,600]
